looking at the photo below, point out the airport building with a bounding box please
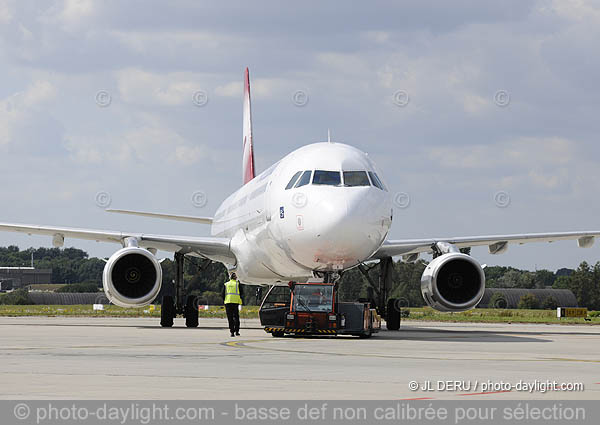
[0,267,52,290]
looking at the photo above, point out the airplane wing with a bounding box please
[0,222,235,264]
[106,209,213,224]
[370,231,600,260]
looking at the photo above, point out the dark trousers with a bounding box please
[225,303,240,334]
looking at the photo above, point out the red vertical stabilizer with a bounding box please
[242,67,255,184]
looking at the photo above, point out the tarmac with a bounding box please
[0,316,599,399]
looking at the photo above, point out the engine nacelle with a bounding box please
[102,247,162,308]
[421,252,485,312]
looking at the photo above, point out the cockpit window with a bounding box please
[375,173,388,191]
[313,170,341,186]
[368,171,387,191]
[295,170,312,188]
[343,171,370,187]
[285,171,302,190]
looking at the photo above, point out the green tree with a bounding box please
[553,275,571,289]
[392,260,427,307]
[197,291,222,305]
[568,262,596,309]
[517,293,539,309]
[497,270,522,288]
[591,262,600,310]
[534,269,555,288]
[186,260,229,293]
[519,272,536,289]
[75,258,105,284]
[485,266,515,287]
[555,268,574,277]
[338,267,368,301]
[0,246,103,285]
[337,259,427,307]
[0,288,33,305]
[541,296,559,310]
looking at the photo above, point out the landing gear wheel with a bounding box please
[386,298,401,330]
[161,296,175,328]
[185,295,199,328]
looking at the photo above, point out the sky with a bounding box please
[1,0,600,271]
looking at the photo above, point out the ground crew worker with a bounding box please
[222,272,244,337]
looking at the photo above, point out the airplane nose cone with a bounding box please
[284,187,392,272]
[309,190,382,267]
[314,196,349,240]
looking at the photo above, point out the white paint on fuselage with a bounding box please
[211,142,393,283]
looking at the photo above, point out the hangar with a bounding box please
[478,288,577,308]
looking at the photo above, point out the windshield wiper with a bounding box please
[295,295,310,312]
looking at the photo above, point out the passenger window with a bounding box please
[295,170,312,188]
[368,171,385,191]
[343,171,370,187]
[313,170,341,186]
[285,171,302,190]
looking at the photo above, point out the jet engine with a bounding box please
[102,247,162,308]
[421,252,485,312]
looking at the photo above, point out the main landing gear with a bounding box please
[358,256,401,331]
[160,252,199,328]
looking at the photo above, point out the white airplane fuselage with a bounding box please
[211,142,393,283]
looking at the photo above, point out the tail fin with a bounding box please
[242,67,256,184]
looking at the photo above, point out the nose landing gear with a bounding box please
[313,271,341,284]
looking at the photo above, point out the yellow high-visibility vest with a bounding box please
[224,280,242,304]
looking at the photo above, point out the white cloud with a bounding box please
[316,52,372,75]
[427,137,576,169]
[174,145,206,165]
[116,68,207,106]
[361,31,391,44]
[0,80,58,147]
[547,0,600,23]
[0,0,14,24]
[109,30,229,54]
[528,167,569,189]
[65,116,209,167]
[251,78,297,99]
[426,137,582,191]
[56,0,96,31]
[462,93,490,115]
[2,1,600,269]
[17,22,34,41]
[215,77,299,99]
[215,81,242,98]
[22,80,58,106]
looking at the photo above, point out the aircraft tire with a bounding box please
[185,295,199,328]
[161,296,175,327]
[386,298,401,330]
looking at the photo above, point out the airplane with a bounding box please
[1,68,599,329]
